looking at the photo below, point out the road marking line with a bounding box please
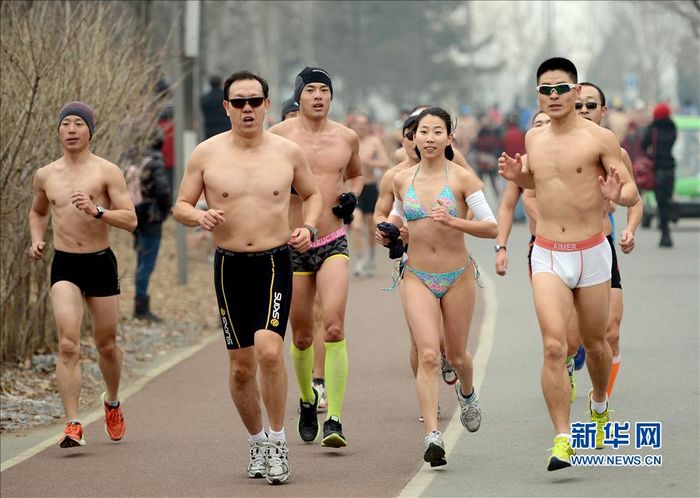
[398,272,497,498]
[0,333,218,472]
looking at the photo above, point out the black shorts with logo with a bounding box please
[607,235,622,289]
[213,245,292,350]
[51,248,120,297]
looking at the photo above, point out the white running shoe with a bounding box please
[247,439,267,478]
[265,440,291,485]
[456,381,481,432]
[313,380,328,413]
[423,431,446,467]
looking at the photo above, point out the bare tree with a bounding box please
[0,1,169,360]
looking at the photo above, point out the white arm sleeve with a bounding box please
[466,191,496,223]
[389,197,407,224]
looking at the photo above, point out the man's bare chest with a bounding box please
[294,135,351,174]
[204,160,293,199]
[530,137,601,180]
[45,170,104,207]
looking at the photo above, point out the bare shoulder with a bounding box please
[452,160,478,181]
[185,135,221,168]
[34,159,60,182]
[452,160,481,193]
[394,164,416,189]
[594,124,618,144]
[330,120,359,146]
[265,131,304,159]
[383,162,407,184]
[94,154,120,171]
[268,118,294,137]
[525,125,546,142]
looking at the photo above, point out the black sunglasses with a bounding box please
[537,83,576,96]
[228,97,265,109]
[575,102,599,110]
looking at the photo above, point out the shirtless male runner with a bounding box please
[499,57,639,471]
[269,66,363,448]
[28,101,136,449]
[174,70,321,485]
[496,111,583,405]
[351,111,391,277]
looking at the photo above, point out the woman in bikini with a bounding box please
[392,107,498,466]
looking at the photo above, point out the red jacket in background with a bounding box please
[158,117,174,170]
[502,125,526,157]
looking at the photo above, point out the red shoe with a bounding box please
[101,392,126,441]
[59,421,85,448]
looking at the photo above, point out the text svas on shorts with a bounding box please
[214,245,292,349]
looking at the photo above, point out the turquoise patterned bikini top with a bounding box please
[403,163,459,222]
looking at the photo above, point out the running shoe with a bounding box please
[59,421,85,448]
[265,440,291,485]
[101,392,126,441]
[297,387,320,443]
[455,381,481,432]
[423,431,446,467]
[574,345,586,371]
[313,379,328,413]
[440,353,458,385]
[321,415,347,448]
[589,389,610,450]
[567,359,577,405]
[547,435,575,471]
[247,439,267,479]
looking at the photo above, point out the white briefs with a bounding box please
[530,233,612,289]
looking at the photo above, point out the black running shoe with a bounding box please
[297,387,319,443]
[321,415,347,448]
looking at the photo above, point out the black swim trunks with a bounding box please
[291,228,350,275]
[358,183,379,214]
[606,234,622,289]
[214,245,292,350]
[51,248,120,297]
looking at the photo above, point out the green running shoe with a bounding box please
[547,435,575,471]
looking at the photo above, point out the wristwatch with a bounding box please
[94,205,106,219]
[303,224,318,242]
[494,244,506,253]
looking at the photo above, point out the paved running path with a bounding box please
[3,214,698,497]
[0,246,477,497]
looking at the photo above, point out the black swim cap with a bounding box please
[280,98,300,120]
[293,67,333,104]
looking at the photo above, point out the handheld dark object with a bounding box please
[377,222,405,259]
[332,192,358,224]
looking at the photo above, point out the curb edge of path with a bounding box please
[0,333,219,472]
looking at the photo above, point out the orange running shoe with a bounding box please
[101,392,126,441]
[59,421,85,448]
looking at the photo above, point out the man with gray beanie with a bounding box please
[269,66,363,450]
[28,101,137,449]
